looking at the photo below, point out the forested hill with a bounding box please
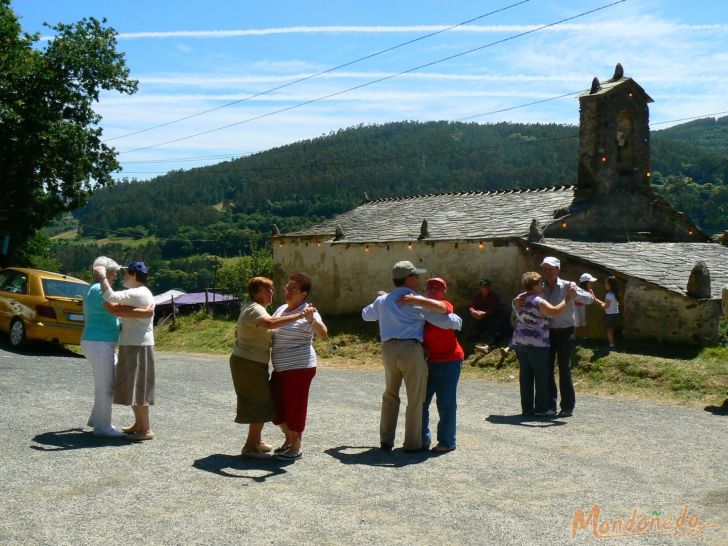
[74,118,728,254]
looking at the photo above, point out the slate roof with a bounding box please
[282,186,575,243]
[578,77,654,102]
[534,239,728,299]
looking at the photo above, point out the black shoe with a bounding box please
[380,442,393,451]
[403,443,430,453]
[558,410,573,417]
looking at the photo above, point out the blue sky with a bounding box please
[11,0,728,180]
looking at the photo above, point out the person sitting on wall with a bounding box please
[470,278,510,355]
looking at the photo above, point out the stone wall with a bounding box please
[575,82,651,201]
[623,280,721,344]
[273,239,529,315]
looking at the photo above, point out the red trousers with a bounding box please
[271,367,316,433]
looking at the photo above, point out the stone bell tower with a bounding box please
[542,64,708,242]
[574,63,653,201]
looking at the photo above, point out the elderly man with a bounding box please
[540,256,594,417]
[470,278,499,350]
[362,260,462,452]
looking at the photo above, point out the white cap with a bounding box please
[540,256,560,268]
[579,273,597,283]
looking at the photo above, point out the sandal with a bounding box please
[276,449,303,460]
[274,443,292,454]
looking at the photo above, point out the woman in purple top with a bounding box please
[512,272,572,417]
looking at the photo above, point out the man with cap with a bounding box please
[362,261,462,452]
[540,256,594,417]
[469,278,499,344]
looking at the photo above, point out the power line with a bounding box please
[104,0,533,143]
[119,0,628,155]
[115,111,728,175]
[120,89,585,165]
[456,90,583,121]
[75,222,219,242]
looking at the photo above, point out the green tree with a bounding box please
[0,1,137,266]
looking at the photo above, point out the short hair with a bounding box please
[126,269,148,284]
[393,277,406,287]
[247,277,274,300]
[522,271,542,291]
[288,273,312,295]
[92,256,120,274]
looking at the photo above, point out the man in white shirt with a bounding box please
[540,257,594,417]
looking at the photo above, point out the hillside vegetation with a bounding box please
[46,118,728,293]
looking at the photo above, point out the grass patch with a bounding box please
[465,340,728,407]
[154,313,728,408]
[155,311,236,354]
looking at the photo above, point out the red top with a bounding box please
[423,300,465,362]
[469,291,499,316]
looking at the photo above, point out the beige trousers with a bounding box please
[380,339,428,450]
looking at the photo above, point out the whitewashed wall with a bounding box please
[274,238,722,344]
[623,280,721,344]
[273,239,528,315]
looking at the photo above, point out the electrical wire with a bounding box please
[119,89,585,165]
[104,0,533,143]
[115,111,728,175]
[118,0,628,155]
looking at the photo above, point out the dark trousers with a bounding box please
[515,346,551,414]
[548,327,575,412]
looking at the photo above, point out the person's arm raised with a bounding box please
[399,293,447,313]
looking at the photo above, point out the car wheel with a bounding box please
[9,319,27,349]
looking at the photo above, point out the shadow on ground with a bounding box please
[0,333,84,359]
[325,445,445,467]
[30,428,132,451]
[486,414,567,428]
[193,453,293,482]
[704,399,728,415]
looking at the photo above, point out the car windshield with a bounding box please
[42,279,87,299]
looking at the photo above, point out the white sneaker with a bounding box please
[93,427,125,438]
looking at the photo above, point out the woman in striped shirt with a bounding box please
[270,273,328,460]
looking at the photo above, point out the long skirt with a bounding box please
[114,345,155,406]
[229,354,275,423]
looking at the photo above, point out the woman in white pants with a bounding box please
[81,257,152,437]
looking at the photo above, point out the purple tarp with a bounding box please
[157,292,239,306]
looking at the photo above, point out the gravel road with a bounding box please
[1,343,726,545]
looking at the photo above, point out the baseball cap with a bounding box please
[479,278,492,286]
[541,256,561,268]
[122,261,148,275]
[579,273,597,283]
[426,277,447,289]
[392,260,426,280]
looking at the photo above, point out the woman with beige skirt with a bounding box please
[231,276,314,458]
[94,261,156,441]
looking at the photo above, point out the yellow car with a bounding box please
[0,267,89,349]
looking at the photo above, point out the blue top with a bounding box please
[81,283,120,342]
[361,287,462,342]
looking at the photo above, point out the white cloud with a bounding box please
[40,22,728,42]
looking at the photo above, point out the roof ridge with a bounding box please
[365,185,574,204]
